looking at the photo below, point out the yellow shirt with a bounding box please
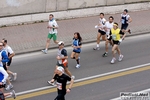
[111,28,121,41]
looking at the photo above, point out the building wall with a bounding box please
[0,0,149,17]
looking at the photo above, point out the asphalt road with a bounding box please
[6,34,150,100]
[25,69,150,100]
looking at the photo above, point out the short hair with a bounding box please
[49,14,54,17]
[100,13,104,16]
[109,16,114,20]
[2,38,7,43]
[124,9,128,13]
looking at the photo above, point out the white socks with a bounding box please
[97,44,99,47]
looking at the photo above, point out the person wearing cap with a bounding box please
[93,13,107,50]
[71,32,82,68]
[120,9,132,34]
[109,22,126,64]
[47,41,75,85]
[42,14,59,54]
[50,66,74,100]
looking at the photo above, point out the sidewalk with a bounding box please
[0,10,150,54]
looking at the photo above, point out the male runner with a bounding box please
[2,39,17,90]
[42,14,59,54]
[47,41,75,85]
[93,13,106,50]
[102,16,114,57]
[50,66,74,100]
[120,9,132,34]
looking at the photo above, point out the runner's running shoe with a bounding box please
[93,47,100,50]
[118,55,124,61]
[76,64,80,68]
[47,81,55,86]
[111,58,116,64]
[41,50,48,54]
[102,52,108,57]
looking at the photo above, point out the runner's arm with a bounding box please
[68,78,74,90]
[0,67,8,83]
[127,17,132,23]
[67,76,74,93]
[9,52,15,59]
[51,74,58,82]
[52,20,58,29]
[7,47,15,58]
[120,30,126,40]
[77,41,82,48]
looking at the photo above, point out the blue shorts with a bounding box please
[73,50,81,53]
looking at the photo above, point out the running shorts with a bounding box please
[7,58,12,66]
[73,50,81,54]
[56,59,68,68]
[121,24,128,30]
[113,40,120,45]
[2,63,7,71]
[47,33,57,41]
[98,29,106,35]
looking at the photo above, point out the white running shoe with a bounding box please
[41,50,48,54]
[47,81,55,86]
[13,73,17,81]
[118,55,124,61]
[5,84,13,91]
[71,75,75,79]
[76,64,80,68]
[111,58,116,64]
[11,90,16,99]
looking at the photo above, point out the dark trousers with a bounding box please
[54,90,66,100]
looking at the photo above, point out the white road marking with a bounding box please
[9,34,150,96]
[14,62,150,96]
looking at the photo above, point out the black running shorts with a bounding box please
[98,29,106,35]
[113,40,120,45]
[121,24,128,30]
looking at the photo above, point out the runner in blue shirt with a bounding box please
[71,32,82,68]
[0,42,16,99]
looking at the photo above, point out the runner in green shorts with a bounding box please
[47,33,57,41]
[42,14,59,54]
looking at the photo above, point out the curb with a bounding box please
[15,32,150,55]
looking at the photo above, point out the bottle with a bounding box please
[53,25,55,31]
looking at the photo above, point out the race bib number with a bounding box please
[112,34,116,40]
[122,19,125,24]
[56,82,62,90]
